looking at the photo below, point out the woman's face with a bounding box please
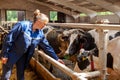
[33,20,46,29]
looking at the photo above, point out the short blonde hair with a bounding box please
[33,9,49,24]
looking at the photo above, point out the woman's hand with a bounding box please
[57,59,65,64]
[1,57,8,64]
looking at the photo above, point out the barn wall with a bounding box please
[0,0,52,21]
[79,16,90,23]
[57,12,66,23]
[66,15,75,23]
[95,15,120,24]
[80,15,120,24]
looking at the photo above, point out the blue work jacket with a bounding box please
[1,21,58,67]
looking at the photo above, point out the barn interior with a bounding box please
[0,0,120,80]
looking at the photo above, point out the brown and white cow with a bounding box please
[42,25,69,58]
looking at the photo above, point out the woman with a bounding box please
[1,9,64,80]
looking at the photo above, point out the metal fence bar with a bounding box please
[47,23,120,30]
[36,50,100,80]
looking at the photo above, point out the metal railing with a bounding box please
[32,50,100,80]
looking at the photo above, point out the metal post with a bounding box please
[103,30,109,80]
[97,29,108,80]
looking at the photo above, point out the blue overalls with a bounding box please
[1,21,58,80]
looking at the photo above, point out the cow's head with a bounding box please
[80,32,99,57]
[64,30,98,56]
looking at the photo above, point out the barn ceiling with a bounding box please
[28,0,120,18]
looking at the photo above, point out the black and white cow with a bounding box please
[62,29,99,70]
[107,36,120,77]
[88,29,120,74]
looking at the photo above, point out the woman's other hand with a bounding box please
[1,57,8,64]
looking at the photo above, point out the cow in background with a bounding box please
[107,36,120,79]
[88,30,120,79]
[87,19,120,79]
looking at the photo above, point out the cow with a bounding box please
[88,29,120,79]
[107,36,120,79]
[64,29,98,55]
[41,26,69,58]
[62,29,99,71]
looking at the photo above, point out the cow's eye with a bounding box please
[80,38,87,43]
